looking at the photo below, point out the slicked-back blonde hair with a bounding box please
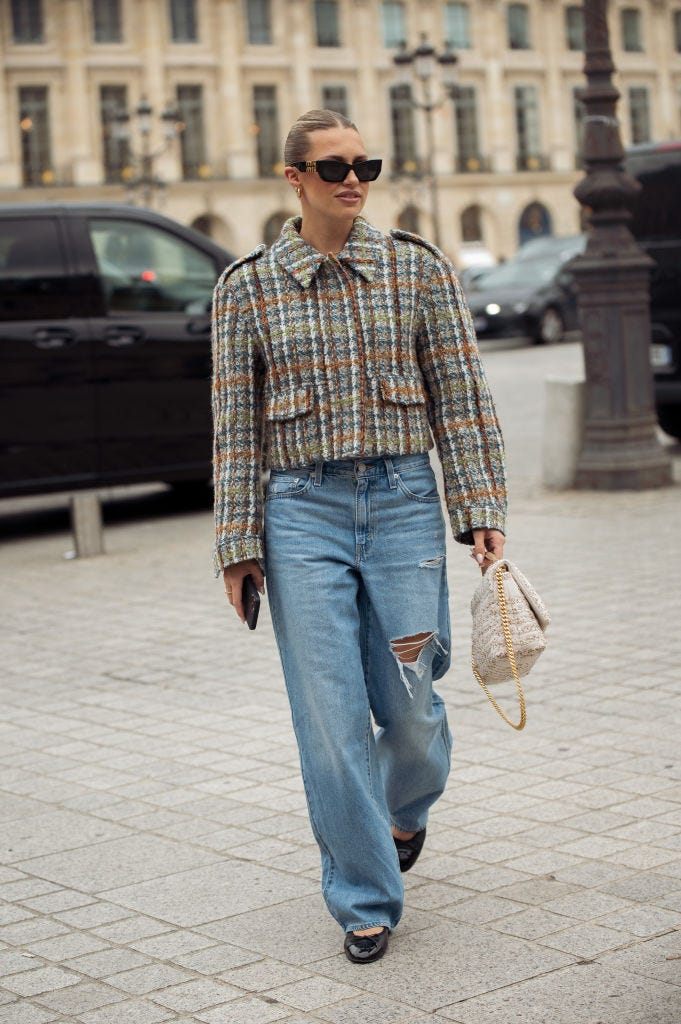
[284,109,359,166]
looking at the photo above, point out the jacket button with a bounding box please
[357,462,367,472]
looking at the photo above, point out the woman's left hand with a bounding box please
[471,528,505,573]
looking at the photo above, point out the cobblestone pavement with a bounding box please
[2,340,681,1024]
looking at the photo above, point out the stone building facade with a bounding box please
[1,0,680,263]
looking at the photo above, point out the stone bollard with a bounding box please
[542,377,585,489]
[69,492,105,557]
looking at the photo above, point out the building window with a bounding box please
[382,2,405,49]
[565,6,584,51]
[177,85,206,179]
[11,0,43,43]
[321,85,349,118]
[100,85,129,182]
[629,86,651,144]
[253,85,279,176]
[454,86,480,171]
[444,3,470,49]
[246,0,271,44]
[621,8,643,52]
[169,0,197,42]
[93,0,122,42]
[397,205,420,233]
[507,3,530,49]
[514,84,542,168]
[572,86,585,168]
[315,0,340,46]
[390,84,417,174]
[675,11,681,52]
[461,205,482,242]
[18,86,51,185]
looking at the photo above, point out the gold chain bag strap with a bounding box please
[471,553,551,730]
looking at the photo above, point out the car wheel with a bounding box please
[657,408,681,440]
[534,307,565,345]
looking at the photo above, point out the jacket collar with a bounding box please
[271,216,384,288]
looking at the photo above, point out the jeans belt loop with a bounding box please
[384,456,397,489]
[313,461,323,487]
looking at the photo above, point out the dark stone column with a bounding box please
[571,0,671,488]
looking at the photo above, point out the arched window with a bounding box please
[397,205,420,234]
[461,204,483,243]
[518,202,552,246]
[263,210,291,246]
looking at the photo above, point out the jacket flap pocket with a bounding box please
[379,373,426,406]
[265,385,313,421]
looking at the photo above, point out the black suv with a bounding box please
[0,203,233,497]
[625,141,681,440]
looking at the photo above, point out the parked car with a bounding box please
[0,203,234,498]
[464,236,586,345]
[625,140,681,440]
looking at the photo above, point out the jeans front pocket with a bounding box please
[266,470,314,500]
[394,461,441,503]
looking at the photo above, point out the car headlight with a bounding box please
[513,301,528,314]
[485,303,501,316]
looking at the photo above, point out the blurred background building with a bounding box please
[1,0,680,263]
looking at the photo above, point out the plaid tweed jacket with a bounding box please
[212,216,506,574]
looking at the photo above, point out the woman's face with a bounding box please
[289,126,371,223]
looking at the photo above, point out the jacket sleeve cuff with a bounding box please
[213,536,265,577]
[450,504,507,546]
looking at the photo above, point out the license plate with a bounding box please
[651,343,673,370]
[473,316,487,332]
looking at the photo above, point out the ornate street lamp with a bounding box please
[393,34,458,248]
[571,0,671,488]
[112,96,183,207]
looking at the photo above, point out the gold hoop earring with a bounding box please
[296,186,302,199]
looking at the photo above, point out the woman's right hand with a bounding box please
[223,559,265,623]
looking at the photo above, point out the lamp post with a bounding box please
[571,0,671,488]
[112,96,183,208]
[393,34,458,249]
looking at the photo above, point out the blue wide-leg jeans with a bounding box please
[264,453,452,933]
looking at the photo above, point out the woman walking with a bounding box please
[212,110,506,963]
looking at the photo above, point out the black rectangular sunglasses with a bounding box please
[291,159,382,183]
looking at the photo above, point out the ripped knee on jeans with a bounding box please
[390,632,436,664]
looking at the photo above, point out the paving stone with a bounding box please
[21,891,95,914]
[196,996,290,1023]
[491,907,576,939]
[0,950,45,975]
[1,965,81,996]
[75,998,175,1024]
[174,944,261,974]
[437,894,524,924]
[542,890,634,921]
[0,919,69,945]
[598,930,681,987]
[149,978,242,1012]
[264,976,360,1011]
[89,917,172,943]
[0,1005,59,1024]
[24,932,108,962]
[53,902,132,928]
[106,964,195,995]
[2,810,128,863]
[0,903,33,925]
[64,947,151,978]
[539,922,631,958]
[34,980,128,1014]
[18,834,221,892]
[103,861,317,928]
[598,904,681,938]
[315,995,433,1023]
[130,930,217,958]
[221,959,311,992]
[599,872,681,902]
[437,961,681,1023]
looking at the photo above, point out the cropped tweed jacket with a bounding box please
[211,215,506,574]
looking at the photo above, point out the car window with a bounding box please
[0,217,71,320]
[475,257,559,290]
[88,218,217,315]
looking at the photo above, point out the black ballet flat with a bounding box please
[344,926,389,964]
[393,827,426,872]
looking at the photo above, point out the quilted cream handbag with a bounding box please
[471,554,551,730]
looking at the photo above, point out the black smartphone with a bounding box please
[242,573,260,630]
